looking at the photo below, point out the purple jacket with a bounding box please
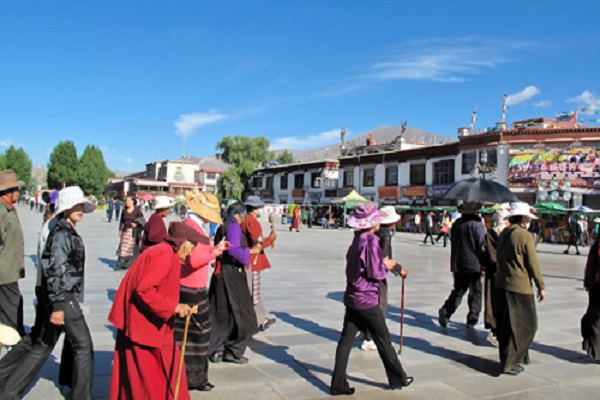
[344,231,388,310]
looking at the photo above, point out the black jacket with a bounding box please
[450,214,486,273]
[41,219,86,311]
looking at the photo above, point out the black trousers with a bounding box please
[0,282,24,336]
[0,299,94,400]
[331,306,408,394]
[423,228,435,244]
[441,272,482,325]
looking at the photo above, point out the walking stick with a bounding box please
[398,278,405,355]
[174,305,198,399]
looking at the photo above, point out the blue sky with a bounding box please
[1,1,599,172]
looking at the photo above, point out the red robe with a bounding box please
[240,213,273,272]
[140,212,167,253]
[291,207,300,229]
[108,241,190,400]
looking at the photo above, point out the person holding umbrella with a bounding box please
[331,203,412,396]
[438,202,486,328]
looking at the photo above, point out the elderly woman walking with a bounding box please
[331,203,412,396]
[208,203,263,364]
[495,202,546,375]
[174,190,228,392]
[116,196,145,269]
[582,235,600,360]
[140,195,171,253]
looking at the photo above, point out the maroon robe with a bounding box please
[141,212,167,253]
[108,241,190,400]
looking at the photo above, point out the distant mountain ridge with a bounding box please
[273,125,456,163]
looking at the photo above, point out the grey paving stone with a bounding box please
[3,204,596,400]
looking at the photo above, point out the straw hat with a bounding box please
[185,190,222,224]
[593,217,600,223]
[347,203,386,230]
[54,186,96,216]
[0,170,24,192]
[0,324,20,346]
[379,206,401,225]
[505,202,538,220]
[153,195,172,210]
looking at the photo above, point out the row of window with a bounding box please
[253,150,497,189]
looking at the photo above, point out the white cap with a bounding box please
[154,195,172,210]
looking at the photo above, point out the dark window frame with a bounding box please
[362,168,375,187]
[433,159,455,185]
[385,165,398,186]
[409,164,426,186]
[280,174,288,190]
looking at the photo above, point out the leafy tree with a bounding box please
[216,135,273,198]
[78,145,110,196]
[1,145,33,192]
[0,152,5,170]
[276,150,294,165]
[47,140,79,189]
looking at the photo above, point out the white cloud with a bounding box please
[124,157,133,164]
[174,110,226,138]
[505,86,540,106]
[367,37,529,83]
[0,140,11,148]
[270,129,344,150]
[533,100,551,108]
[568,90,600,108]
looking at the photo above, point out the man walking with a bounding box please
[0,170,25,336]
[107,197,114,222]
[114,197,122,220]
[438,202,486,328]
[423,211,435,245]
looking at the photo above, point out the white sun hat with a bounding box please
[54,186,96,216]
[0,324,20,346]
[379,206,401,225]
[505,202,538,220]
[154,195,173,210]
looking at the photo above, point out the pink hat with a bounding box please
[347,203,386,230]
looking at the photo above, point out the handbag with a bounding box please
[441,225,450,234]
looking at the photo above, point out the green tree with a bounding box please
[276,150,294,165]
[216,135,273,198]
[47,140,79,189]
[1,145,33,192]
[78,145,110,196]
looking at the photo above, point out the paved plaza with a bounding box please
[7,204,600,399]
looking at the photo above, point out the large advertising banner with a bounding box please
[508,147,600,187]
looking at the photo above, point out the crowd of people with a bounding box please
[0,167,599,398]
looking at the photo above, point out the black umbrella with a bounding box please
[442,178,518,204]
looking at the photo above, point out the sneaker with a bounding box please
[576,252,581,255]
[563,250,569,254]
[438,308,448,328]
[360,340,377,351]
[486,331,499,347]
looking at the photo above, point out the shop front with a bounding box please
[401,186,427,205]
[378,186,400,205]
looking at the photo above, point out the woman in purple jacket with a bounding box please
[330,203,412,396]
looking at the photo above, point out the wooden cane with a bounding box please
[398,278,405,355]
[174,305,198,399]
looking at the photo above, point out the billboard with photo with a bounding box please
[508,147,600,187]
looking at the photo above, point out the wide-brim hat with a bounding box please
[154,195,172,210]
[185,190,222,225]
[594,217,600,223]
[347,202,386,230]
[55,186,96,216]
[506,202,538,220]
[0,324,20,346]
[458,202,482,214]
[0,170,24,192]
[244,195,265,209]
[379,206,401,225]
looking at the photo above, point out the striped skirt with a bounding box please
[117,228,135,258]
[174,286,211,388]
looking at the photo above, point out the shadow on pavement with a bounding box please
[99,257,117,270]
[247,338,333,394]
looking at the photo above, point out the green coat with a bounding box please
[496,224,545,295]
[0,199,25,284]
